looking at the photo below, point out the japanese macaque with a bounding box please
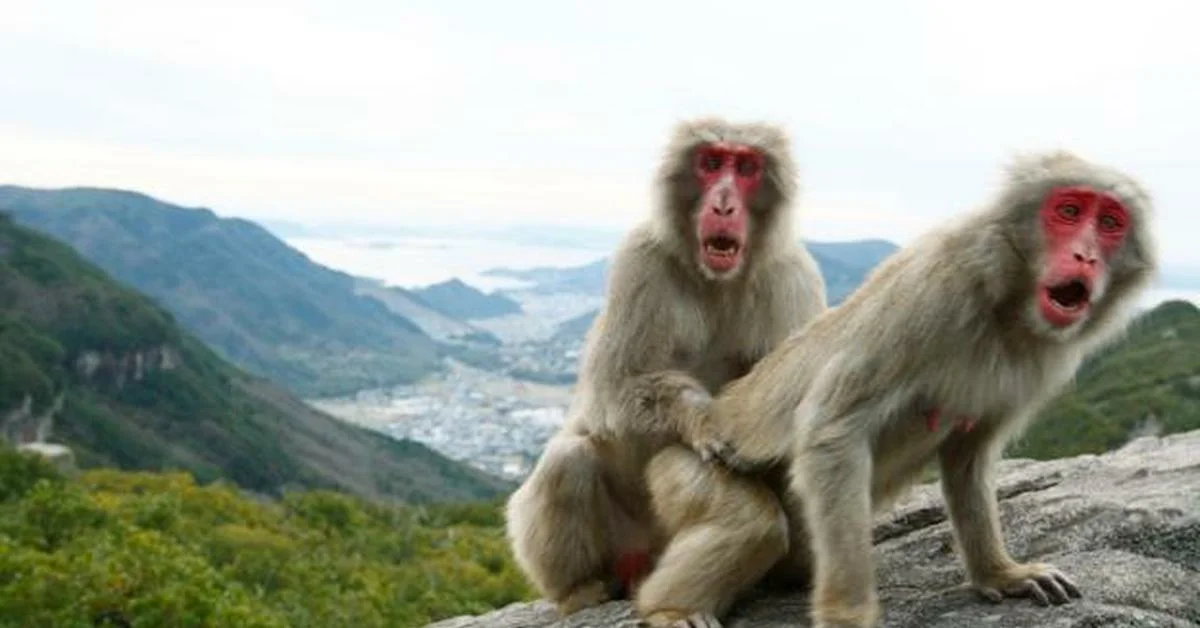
[700,150,1158,627]
[504,118,827,624]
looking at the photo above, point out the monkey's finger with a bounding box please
[1035,574,1071,604]
[1052,571,1083,598]
[1010,579,1051,606]
[976,586,1005,603]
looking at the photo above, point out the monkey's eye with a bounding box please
[1057,203,1081,219]
[735,156,760,177]
[700,153,723,172]
[1099,213,1123,231]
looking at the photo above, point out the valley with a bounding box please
[5,184,1200,490]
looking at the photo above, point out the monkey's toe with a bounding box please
[555,579,612,615]
[641,610,723,628]
[675,612,722,628]
[972,562,1082,607]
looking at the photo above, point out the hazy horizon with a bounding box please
[2,1,1198,265]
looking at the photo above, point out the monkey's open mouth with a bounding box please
[703,236,741,257]
[1046,279,1090,310]
[700,234,744,274]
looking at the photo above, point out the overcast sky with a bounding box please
[1,0,1197,265]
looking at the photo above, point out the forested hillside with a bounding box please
[0,450,531,627]
[1010,299,1200,459]
[0,212,509,502]
[0,186,443,398]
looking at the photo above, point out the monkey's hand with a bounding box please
[676,388,762,472]
[695,437,765,472]
[676,388,736,465]
[971,562,1082,606]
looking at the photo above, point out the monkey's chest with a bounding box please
[675,349,750,393]
[912,340,1076,420]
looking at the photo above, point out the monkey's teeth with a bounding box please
[704,239,741,256]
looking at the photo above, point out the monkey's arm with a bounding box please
[698,254,830,470]
[583,245,725,451]
[938,423,1082,606]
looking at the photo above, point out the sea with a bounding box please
[285,234,1200,310]
[286,235,610,292]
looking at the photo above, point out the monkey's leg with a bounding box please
[793,428,880,628]
[634,445,788,628]
[762,480,813,591]
[505,434,617,615]
[938,430,1082,607]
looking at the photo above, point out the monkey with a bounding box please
[503,118,828,625]
[688,149,1158,628]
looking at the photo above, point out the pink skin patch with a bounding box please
[1036,186,1130,328]
[692,143,765,275]
[615,550,652,594]
[924,408,976,433]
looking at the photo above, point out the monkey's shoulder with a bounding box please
[758,251,828,311]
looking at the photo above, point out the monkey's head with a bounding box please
[656,118,798,282]
[990,150,1158,343]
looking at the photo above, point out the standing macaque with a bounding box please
[504,118,827,624]
[697,150,1158,627]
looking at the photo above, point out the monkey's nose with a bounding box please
[712,204,735,216]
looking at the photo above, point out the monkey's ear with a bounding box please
[1004,149,1087,184]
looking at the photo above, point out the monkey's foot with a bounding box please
[639,609,723,628]
[555,579,612,615]
[971,562,1082,606]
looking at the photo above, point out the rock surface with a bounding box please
[428,430,1200,627]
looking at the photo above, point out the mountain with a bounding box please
[486,240,901,303]
[484,258,609,296]
[352,277,501,343]
[534,240,902,340]
[805,239,901,303]
[0,211,509,502]
[553,309,599,342]
[1013,299,1200,459]
[0,186,443,398]
[410,278,523,320]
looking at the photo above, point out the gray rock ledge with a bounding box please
[430,430,1200,627]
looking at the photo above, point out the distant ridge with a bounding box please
[0,185,444,398]
[0,212,510,502]
[482,239,900,304]
[410,278,524,320]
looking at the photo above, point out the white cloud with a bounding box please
[0,0,1197,264]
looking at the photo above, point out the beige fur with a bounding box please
[504,118,827,628]
[697,150,1159,628]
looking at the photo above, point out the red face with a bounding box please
[691,142,765,277]
[1036,186,1131,328]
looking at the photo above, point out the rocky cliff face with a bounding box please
[429,430,1200,627]
[73,343,181,388]
[1,344,180,445]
